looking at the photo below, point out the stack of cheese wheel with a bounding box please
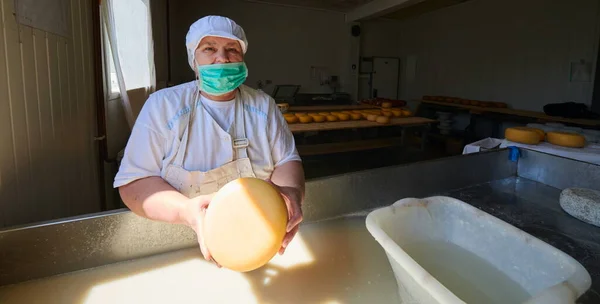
[203,177,288,272]
[505,127,544,145]
[547,131,586,148]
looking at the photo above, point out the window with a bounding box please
[100,0,154,100]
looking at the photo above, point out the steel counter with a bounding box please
[1,148,599,303]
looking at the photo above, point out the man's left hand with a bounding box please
[266,179,303,255]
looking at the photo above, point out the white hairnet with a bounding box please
[185,15,248,71]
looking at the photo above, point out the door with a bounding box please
[372,57,399,99]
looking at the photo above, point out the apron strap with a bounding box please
[173,90,198,166]
[233,90,249,160]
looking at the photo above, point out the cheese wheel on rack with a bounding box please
[318,112,330,116]
[381,102,392,108]
[283,113,295,118]
[350,113,362,120]
[382,111,393,117]
[367,114,378,121]
[326,115,338,122]
[335,113,351,121]
[312,114,326,122]
[547,131,586,148]
[284,116,299,124]
[391,110,402,117]
[505,127,541,145]
[401,109,412,117]
[376,116,390,124]
[352,110,362,113]
[204,177,288,272]
[294,112,308,117]
[298,116,313,123]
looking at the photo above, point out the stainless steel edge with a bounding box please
[0,149,516,287]
[517,149,600,192]
[301,149,517,222]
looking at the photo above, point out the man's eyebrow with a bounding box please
[199,41,216,46]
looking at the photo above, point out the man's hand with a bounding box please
[181,193,221,267]
[267,179,304,255]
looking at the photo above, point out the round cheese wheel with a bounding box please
[284,116,299,124]
[367,114,378,121]
[391,110,402,117]
[318,112,330,116]
[312,114,326,122]
[283,113,295,118]
[294,112,308,117]
[298,116,313,123]
[204,177,288,272]
[381,102,392,108]
[382,112,393,117]
[326,115,338,122]
[352,110,362,113]
[401,109,412,117]
[530,128,545,141]
[547,131,586,148]
[308,113,320,117]
[505,127,541,145]
[350,113,362,120]
[335,113,351,121]
[376,116,390,124]
[341,111,353,114]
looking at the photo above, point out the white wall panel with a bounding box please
[0,0,100,228]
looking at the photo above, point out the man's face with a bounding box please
[194,36,244,68]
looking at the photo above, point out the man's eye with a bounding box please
[228,48,240,53]
[204,47,216,52]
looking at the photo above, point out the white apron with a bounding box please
[163,89,256,198]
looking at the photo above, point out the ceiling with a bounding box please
[243,0,377,13]
[243,0,472,20]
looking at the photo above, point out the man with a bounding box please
[114,15,305,266]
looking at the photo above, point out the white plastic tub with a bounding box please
[365,196,592,304]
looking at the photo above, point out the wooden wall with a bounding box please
[0,0,100,228]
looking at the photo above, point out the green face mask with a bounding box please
[197,62,248,96]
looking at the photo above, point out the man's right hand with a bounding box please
[180,193,221,267]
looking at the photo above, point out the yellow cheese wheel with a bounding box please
[401,109,412,117]
[352,110,362,113]
[308,113,320,117]
[326,115,338,122]
[335,113,351,121]
[298,116,313,123]
[350,113,362,120]
[505,127,541,145]
[547,131,586,148]
[382,111,393,117]
[330,111,342,116]
[284,116,299,124]
[318,112,330,116]
[341,111,352,114]
[294,112,308,117]
[381,102,392,108]
[367,114,378,121]
[312,114,326,122]
[376,115,390,124]
[531,128,545,141]
[283,113,295,118]
[204,177,288,272]
[391,110,402,117]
